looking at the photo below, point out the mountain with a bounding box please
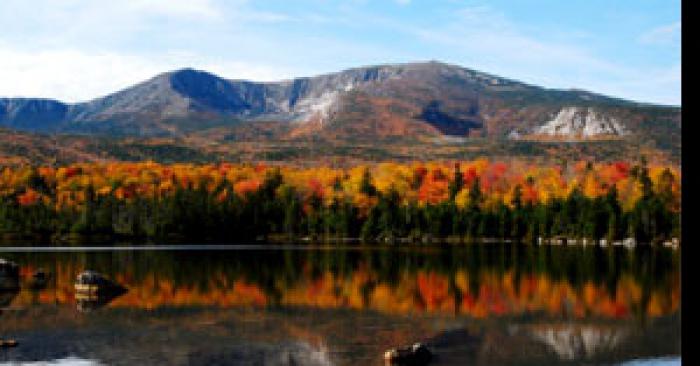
[0,98,69,131]
[0,61,681,160]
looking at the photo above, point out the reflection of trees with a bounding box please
[3,246,679,320]
[0,288,19,309]
[76,288,127,313]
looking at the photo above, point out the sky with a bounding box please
[0,0,681,105]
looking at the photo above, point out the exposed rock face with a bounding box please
[532,107,627,138]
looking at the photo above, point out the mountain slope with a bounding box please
[0,98,68,131]
[0,61,681,154]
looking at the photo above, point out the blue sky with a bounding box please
[0,0,680,105]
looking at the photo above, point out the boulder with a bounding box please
[0,258,19,278]
[384,343,432,365]
[75,270,126,295]
[0,258,20,291]
[74,270,127,312]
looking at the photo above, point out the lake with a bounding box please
[0,244,680,365]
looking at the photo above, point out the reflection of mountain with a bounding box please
[1,303,679,366]
[0,307,352,366]
[423,316,679,366]
[527,324,628,360]
[185,341,333,366]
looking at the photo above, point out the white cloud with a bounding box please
[0,1,680,105]
[360,6,680,104]
[639,21,681,46]
[0,46,292,103]
[125,0,222,19]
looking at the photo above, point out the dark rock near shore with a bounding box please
[384,343,433,365]
[75,271,124,290]
[75,270,127,312]
[0,258,20,291]
[0,258,19,277]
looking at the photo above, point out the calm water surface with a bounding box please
[0,244,680,365]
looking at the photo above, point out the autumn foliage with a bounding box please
[10,247,679,320]
[0,159,680,243]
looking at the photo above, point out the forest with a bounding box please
[0,158,680,245]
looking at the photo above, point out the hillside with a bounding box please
[0,61,681,163]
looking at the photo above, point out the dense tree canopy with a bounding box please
[0,159,680,244]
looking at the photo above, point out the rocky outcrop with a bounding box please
[530,107,627,138]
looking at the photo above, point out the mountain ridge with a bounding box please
[0,61,680,153]
[0,61,678,109]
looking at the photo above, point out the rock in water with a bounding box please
[0,258,19,277]
[384,342,433,365]
[74,270,127,312]
[75,270,127,297]
[0,258,20,291]
[410,343,432,364]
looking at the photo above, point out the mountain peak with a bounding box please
[0,61,680,150]
[167,67,217,79]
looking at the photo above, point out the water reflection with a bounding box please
[0,244,681,365]
[0,245,679,320]
[0,288,18,309]
[75,289,127,313]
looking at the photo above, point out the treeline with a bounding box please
[0,161,679,244]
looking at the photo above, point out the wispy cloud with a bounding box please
[638,21,681,46]
[351,5,679,104]
[0,1,681,105]
[0,45,292,102]
[123,0,223,19]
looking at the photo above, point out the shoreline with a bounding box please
[0,234,680,251]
